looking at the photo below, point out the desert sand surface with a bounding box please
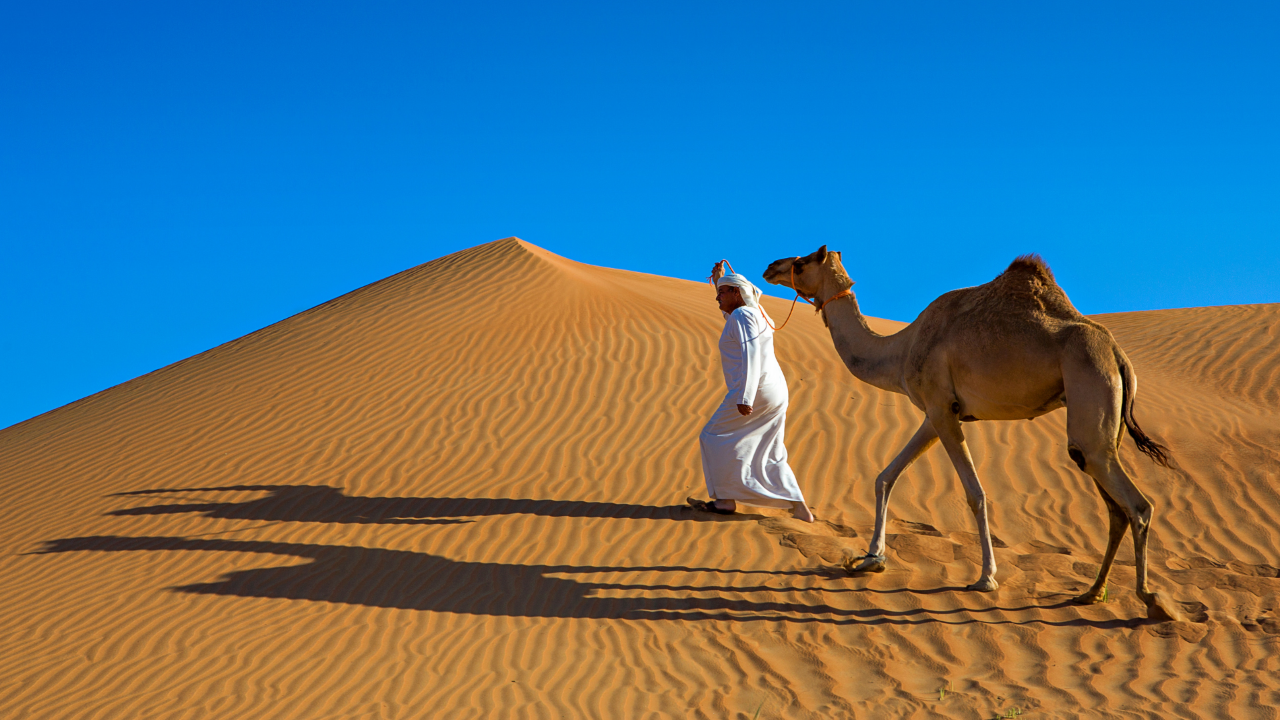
[2,237,1278,719]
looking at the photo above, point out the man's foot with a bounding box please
[792,504,816,523]
[687,497,735,515]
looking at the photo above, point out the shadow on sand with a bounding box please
[106,484,751,524]
[34,533,1144,629]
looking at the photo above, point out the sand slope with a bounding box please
[2,237,1278,719]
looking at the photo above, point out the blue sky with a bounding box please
[2,1,1278,429]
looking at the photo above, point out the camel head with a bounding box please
[762,244,851,299]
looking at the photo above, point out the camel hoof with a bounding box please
[1144,592,1183,623]
[1074,589,1106,605]
[843,552,887,574]
[966,577,999,593]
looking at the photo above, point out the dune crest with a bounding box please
[2,238,1278,718]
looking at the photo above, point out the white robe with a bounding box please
[700,306,807,509]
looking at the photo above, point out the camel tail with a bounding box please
[1117,352,1173,468]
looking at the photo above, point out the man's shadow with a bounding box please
[33,535,1126,628]
[106,485,744,524]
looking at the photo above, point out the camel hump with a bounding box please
[986,253,1080,317]
[1002,254,1056,284]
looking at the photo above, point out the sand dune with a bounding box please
[2,237,1278,718]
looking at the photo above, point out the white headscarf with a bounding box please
[715,273,762,307]
[716,273,773,325]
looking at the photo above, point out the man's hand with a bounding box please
[711,261,726,284]
[737,404,753,416]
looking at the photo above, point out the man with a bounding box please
[689,261,815,522]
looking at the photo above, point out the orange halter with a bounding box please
[709,259,853,331]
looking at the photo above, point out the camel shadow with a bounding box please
[33,535,1149,628]
[106,484,757,524]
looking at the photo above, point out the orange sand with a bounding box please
[1,238,1277,718]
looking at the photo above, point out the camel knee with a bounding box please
[874,473,897,497]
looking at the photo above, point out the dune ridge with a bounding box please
[2,237,1278,718]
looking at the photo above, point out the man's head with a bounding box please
[716,283,745,313]
[715,273,763,313]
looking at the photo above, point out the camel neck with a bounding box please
[820,289,905,394]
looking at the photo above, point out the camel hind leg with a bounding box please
[1074,451,1179,620]
[1073,472,1128,604]
[1065,360,1180,621]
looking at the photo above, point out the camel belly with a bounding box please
[909,339,1069,421]
[951,371,1065,422]
[958,396,1065,422]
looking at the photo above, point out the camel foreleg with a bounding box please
[846,419,938,574]
[932,412,999,592]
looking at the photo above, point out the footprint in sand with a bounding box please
[756,516,862,565]
[760,517,1233,617]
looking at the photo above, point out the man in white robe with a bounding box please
[689,262,814,522]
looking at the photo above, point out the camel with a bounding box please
[762,246,1180,621]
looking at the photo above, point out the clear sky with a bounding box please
[3,2,1278,430]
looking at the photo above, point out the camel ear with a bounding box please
[816,245,828,263]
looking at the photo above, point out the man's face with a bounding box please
[716,284,744,313]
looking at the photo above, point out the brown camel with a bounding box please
[762,246,1180,621]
